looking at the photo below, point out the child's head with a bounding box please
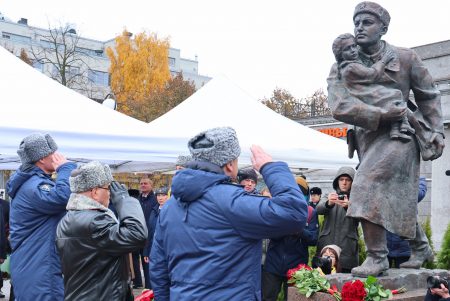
[332,33,358,63]
[319,244,342,272]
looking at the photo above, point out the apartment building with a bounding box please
[0,13,211,101]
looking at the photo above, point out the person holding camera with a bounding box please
[316,166,359,273]
[314,245,342,275]
[425,276,450,301]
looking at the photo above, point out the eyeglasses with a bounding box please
[96,186,110,191]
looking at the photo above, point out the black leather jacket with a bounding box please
[56,196,147,301]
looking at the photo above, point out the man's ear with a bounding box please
[222,160,237,179]
[223,161,233,174]
[380,25,388,36]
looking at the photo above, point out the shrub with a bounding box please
[421,217,436,269]
[436,222,450,269]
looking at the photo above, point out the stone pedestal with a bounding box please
[288,269,450,301]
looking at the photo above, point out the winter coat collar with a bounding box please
[359,40,400,72]
[67,193,117,221]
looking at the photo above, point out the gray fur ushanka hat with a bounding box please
[175,155,192,167]
[17,133,58,164]
[188,127,241,167]
[70,161,113,193]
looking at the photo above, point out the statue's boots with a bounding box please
[351,220,389,278]
[399,223,434,268]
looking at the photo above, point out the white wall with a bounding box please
[430,125,450,251]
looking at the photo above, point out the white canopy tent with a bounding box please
[0,46,183,172]
[0,46,356,172]
[146,76,358,169]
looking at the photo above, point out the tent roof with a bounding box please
[0,46,182,171]
[146,76,357,169]
[0,46,356,172]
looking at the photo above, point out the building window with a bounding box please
[88,69,109,86]
[169,57,175,66]
[2,32,31,43]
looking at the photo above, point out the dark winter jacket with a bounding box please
[264,207,319,277]
[387,177,427,258]
[150,161,308,301]
[139,192,157,222]
[7,162,76,301]
[316,166,359,271]
[143,202,160,258]
[56,193,147,301]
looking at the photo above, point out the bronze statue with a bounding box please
[327,1,445,277]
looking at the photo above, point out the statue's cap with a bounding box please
[354,1,390,27]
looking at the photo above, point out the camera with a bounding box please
[338,194,346,200]
[427,276,449,289]
[312,256,332,275]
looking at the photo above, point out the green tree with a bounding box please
[422,217,436,269]
[437,222,450,269]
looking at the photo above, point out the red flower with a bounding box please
[287,263,312,280]
[287,268,298,280]
[341,280,366,301]
[297,264,312,271]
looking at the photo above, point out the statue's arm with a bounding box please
[410,51,444,135]
[327,64,382,131]
[343,62,382,84]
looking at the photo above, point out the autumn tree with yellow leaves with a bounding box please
[107,30,171,121]
[261,88,331,119]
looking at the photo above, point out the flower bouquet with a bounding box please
[287,264,341,300]
[341,276,405,301]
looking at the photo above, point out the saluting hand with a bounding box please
[250,145,273,172]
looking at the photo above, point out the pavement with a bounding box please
[0,279,148,300]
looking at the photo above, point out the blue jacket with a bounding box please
[264,206,319,277]
[143,202,160,257]
[139,192,157,222]
[150,161,308,301]
[387,177,427,258]
[7,162,76,301]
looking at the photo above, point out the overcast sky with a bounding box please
[2,0,450,100]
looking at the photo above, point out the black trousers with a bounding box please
[388,256,410,268]
[262,271,288,301]
[132,250,150,289]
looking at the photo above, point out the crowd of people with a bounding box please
[0,1,448,300]
[0,127,446,301]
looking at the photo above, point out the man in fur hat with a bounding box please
[150,127,308,301]
[238,168,259,193]
[56,161,147,301]
[7,133,77,301]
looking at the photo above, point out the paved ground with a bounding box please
[0,279,147,300]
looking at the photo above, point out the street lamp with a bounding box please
[102,93,116,110]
